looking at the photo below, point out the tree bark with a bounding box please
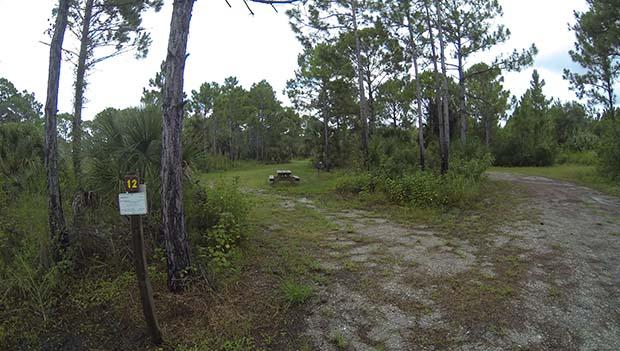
[320,86,330,168]
[351,0,369,166]
[484,115,490,147]
[456,37,467,143]
[45,0,70,261]
[405,6,425,171]
[607,79,615,122]
[161,0,194,292]
[436,0,451,174]
[73,0,94,191]
[366,72,376,136]
[425,1,448,175]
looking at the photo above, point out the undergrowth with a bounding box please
[334,154,493,208]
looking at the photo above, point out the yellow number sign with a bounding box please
[124,175,140,193]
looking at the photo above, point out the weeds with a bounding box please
[331,332,347,350]
[281,279,313,306]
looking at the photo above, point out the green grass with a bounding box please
[331,332,347,350]
[490,165,620,197]
[199,159,347,195]
[281,279,313,306]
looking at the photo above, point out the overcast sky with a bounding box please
[0,0,603,121]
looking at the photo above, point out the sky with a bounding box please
[0,0,603,121]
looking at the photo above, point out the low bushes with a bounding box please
[186,178,251,270]
[556,150,598,166]
[493,139,556,167]
[334,154,493,208]
[598,126,620,181]
[333,173,377,195]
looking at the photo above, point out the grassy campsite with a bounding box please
[1,0,619,350]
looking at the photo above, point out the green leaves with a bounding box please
[0,122,44,191]
[86,106,196,203]
[495,70,557,167]
[0,78,43,124]
[564,0,620,117]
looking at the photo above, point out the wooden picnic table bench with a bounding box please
[269,170,300,184]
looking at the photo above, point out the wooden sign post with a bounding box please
[119,174,162,345]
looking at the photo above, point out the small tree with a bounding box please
[497,70,555,166]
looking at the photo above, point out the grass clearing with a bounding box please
[200,159,346,196]
[1,160,541,350]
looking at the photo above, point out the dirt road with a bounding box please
[300,173,620,350]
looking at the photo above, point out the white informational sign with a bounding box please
[119,184,148,215]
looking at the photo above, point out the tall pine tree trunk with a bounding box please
[161,0,194,292]
[73,0,94,192]
[413,55,426,171]
[351,0,369,166]
[436,0,451,174]
[320,86,330,169]
[607,79,615,122]
[485,115,490,147]
[406,6,425,171]
[425,1,448,175]
[456,38,467,143]
[45,0,70,261]
[366,72,376,137]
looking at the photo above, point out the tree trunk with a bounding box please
[485,115,490,148]
[366,72,375,136]
[406,6,425,171]
[73,0,94,191]
[414,55,426,171]
[351,0,369,166]
[392,109,398,128]
[436,0,451,174]
[45,0,70,261]
[320,86,330,168]
[607,79,615,122]
[425,2,448,175]
[161,0,194,292]
[456,37,467,143]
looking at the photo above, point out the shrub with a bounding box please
[334,151,493,209]
[186,179,251,270]
[598,125,620,180]
[333,173,377,195]
[382,173,446,207]
[556,150,598,165]
[493,136,556,167]
[87,106,198,205]
[0,190,62,351]
[0,122,44,192]
[368,128,419,177]
[449,152,494,182]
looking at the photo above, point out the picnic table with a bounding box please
[269,170,300,184]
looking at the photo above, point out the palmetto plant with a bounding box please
[87,106,197,207]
